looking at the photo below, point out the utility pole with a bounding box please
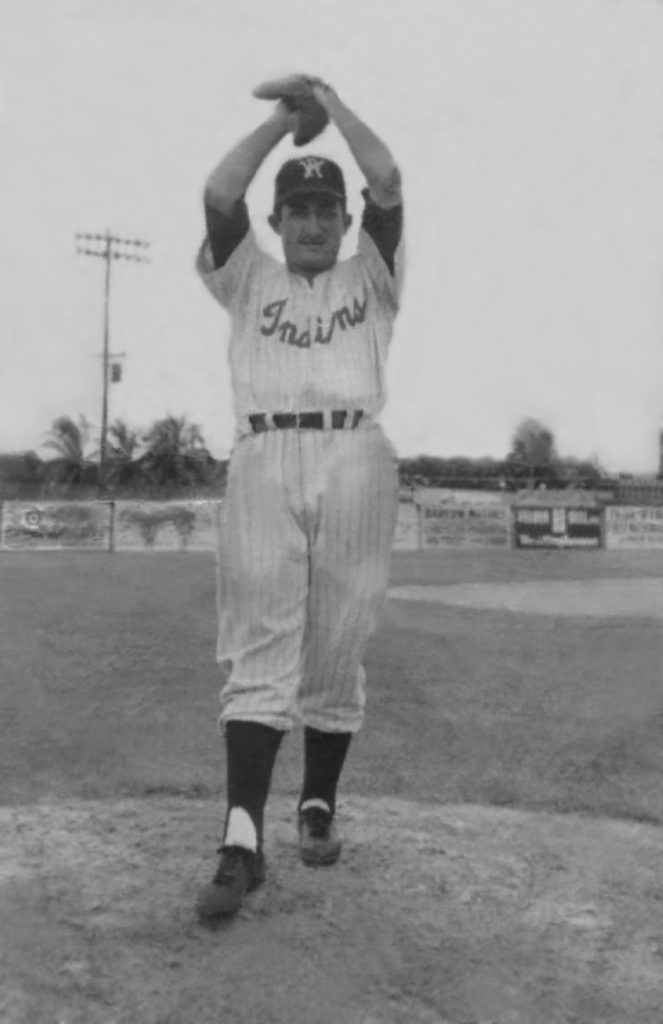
[76,230,150,491]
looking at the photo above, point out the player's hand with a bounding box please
[254,76,330,146]
[304,77,337,110]
[273,99,299,134]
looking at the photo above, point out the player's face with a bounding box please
[271,196,352,277]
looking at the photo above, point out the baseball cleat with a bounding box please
[196,845,265,922]
[298,805,342,866]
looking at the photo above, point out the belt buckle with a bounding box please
[249,413,267,433]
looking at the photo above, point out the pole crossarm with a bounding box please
[76,232,150,246]
[75,231,151,263]
[111,251,150,262]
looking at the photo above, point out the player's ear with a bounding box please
[268,211,282,235]
[342,212,353,233]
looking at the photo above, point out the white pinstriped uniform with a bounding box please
[197,199,404,733]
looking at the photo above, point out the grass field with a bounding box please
[2,547,662,824]
[3,547,663,1024]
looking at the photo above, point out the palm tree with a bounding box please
[140,414,214,491]
[107,419,140,461]
[105,418,143,490]
[43,414,97,489]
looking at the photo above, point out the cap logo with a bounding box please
[299,156,326,179]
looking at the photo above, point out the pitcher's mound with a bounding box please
[2,795,663,1024]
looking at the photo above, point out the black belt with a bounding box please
[249,410,364,433]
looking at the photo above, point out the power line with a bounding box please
[75,230,150,492]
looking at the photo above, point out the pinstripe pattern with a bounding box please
[196,226,402,435]
[216,424,398,732]
[199,198,404,734]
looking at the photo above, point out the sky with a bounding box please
[2,0,663,473]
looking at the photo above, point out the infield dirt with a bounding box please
[2,794,663,1024]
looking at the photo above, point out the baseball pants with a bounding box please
[215,422,398,733]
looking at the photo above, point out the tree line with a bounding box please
[0,414,227,500]
[0,414,613,501]
[400,418,609,491]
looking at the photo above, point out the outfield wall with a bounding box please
[513,506,602,549]
[113,501,220,551]
[604,506,663,549]
[0,501,113,551]
[0,500,222,553]
[392,499,420,550]
[1,499,661,552]
[417,503,511,548]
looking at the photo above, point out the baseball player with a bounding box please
[195,75,404,921]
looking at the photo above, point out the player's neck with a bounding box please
[288,267,328,286]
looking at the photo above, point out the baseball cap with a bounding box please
[273,156,346,210]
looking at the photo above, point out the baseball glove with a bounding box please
[252,75,329,146]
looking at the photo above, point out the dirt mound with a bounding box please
[1,795,662,1024]
[389,577,663,618]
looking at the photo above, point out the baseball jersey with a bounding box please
[196,188,404,432]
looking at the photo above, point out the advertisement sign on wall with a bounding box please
[514,506,602,548]
[0,501,112,550]
[113,500,221,551]
[419,503,510,548]
[605,506,663,549]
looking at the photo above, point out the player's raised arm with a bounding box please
[204,102,296,215]
[310,82,402,210]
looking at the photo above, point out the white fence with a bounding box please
[2,498,662,552]
[604,506,663,549]
[0,500,220,552]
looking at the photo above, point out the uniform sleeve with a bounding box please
[357,188,405,310]
[205,198,250,269]
[195,200,262,312]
